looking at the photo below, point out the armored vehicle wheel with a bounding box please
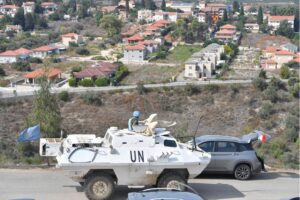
[234,164,251,180]
[84,173,115,200]
[157,173,187,191]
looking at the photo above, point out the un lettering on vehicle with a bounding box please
[130,150,145,163]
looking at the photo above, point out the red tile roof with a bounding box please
[265,59,277,64]
[24,68,61,79]
[0,48,32,56]
[1,5,19,9]
[125,45,145,50]
[292,57,300,63]
[62,33,78,38]
[127,34,143,41]
[264,47,280,53]
[216,29,236,35]
[220,24,236,29]
[275,50,294,56]
[269,15,295,21]
[32,45,56,52]
[75,62,118,78]
[41,2,57,7]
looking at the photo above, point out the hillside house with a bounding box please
[215,24,240,43]
[153,11,177,22]
[123,45,146,62]
[24,68,62,84]
[41,2,57,15]
[170,2,196,13]
[184,43,224,79]
[5,25,22,33]
[0,48,32,63]
[0,5,19,17]
[268,15,295,31]
[61,33,84,48]
[281,43,298,53]
[31,45,59,58]
[244,23,259,33]
[138,9,153,23]
[22,2,35,14]
[74,62,118,80]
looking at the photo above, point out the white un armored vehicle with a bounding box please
[40,112,211,200]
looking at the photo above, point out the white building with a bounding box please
[61,33,84,48]
[123,45,146,62]
[22,2,35,14]
[31,45,59,58]
[170,2,196,13]
[268,15,295,30]
[244,23,259,33]
[197,12,206,23]
[0,5,19,17]
[41,2,57,14]
[184,43,224,79]
[5,25,22,33]
[153,11,178,22]
[137,9,153,23]
[0,48,32,63]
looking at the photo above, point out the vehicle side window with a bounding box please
[238,143,254,152]
[216,142,237,152]
[198,141,214,152]
[164,140,177,147]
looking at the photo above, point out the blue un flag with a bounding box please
[18,125,40,142]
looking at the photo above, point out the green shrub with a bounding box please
[81,92,102,106]
[252,77,268,91]
[76,47,90,55]
[114,64,129,82]
[95,77,109,87]
[279,65,290,79]
[290,83,300,98]
[68,78,77,87]
[288,77,299,86]
[28,57,43,63]
[285,115,299,131]
[12,61,31,71]
[184,84,201,96]
[263,86,278,103]
[269,77,285,90]
[0,67,5,76]
[258,102,275,119]
[92,55,107,60]
[258,70,267,79]
[78,79,94,87]
[230,84,240,96]
[58,91,69,101]
[136,81,147,95]
[204,84,219,93]
[286,127,298,142]
[71,66,82,73]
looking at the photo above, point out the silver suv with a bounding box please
[194,131,269,180]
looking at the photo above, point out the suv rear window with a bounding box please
[238,143,254,152]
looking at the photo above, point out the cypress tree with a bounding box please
[257,6,263,25]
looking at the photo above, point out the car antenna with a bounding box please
[192,115,204,151]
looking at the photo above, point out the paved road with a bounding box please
[0,79,254,99]
[0,168,299,200]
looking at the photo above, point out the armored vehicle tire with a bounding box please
[234,164,251,180]
[157,172,187,191]
[79,182,84,187]
[84,173,115,200]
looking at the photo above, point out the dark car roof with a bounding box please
[195,135,244,144]
[128,190,203,200]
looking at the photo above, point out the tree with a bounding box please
[240,4,244,16]
[100,15,122,37]
[24,13,34,31]
[13,8,25,29]
[257,6,263,25]
[125,0,130,17]
[37,16,48,28]
[26,75,62,138]
[280,65,291,79]
[259,70,267,79]
[0,67,5,76]
[252,77,268,91]
[223,9,228,21]
[233,0,239,13]
[95,11,103,27]
[161,0,166,11]
[145,0,156,10]
[141,0,145,8]
[276,20,295,39]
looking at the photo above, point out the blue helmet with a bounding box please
[133,111,141,118]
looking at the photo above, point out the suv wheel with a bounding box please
[234,164,251,180]
[84,173,115,200]
[157,172,187,191]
